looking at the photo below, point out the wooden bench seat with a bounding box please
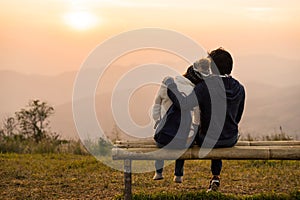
[113,145,300,160]
[112,140,300,200]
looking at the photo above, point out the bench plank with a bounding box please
[115,140,300,148]
[112,146,300,160]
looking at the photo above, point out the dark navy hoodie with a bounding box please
[155,75,245,147]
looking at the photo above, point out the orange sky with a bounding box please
[0,0,299,75]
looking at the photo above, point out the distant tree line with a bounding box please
[0,99,85,154]
[0,99,109,155]
[0,99,57,140]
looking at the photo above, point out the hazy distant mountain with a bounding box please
[0,54,299,139]
[234,54,300,87]
[0,70,76,113]
[241,81,300,139]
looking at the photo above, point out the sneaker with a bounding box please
[173,176,183,183]
[153,173,164,180]
[207,176,220,192]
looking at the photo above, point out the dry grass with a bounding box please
[0,154,299,199]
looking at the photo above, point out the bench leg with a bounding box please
[124,159,132,200]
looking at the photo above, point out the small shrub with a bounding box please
[84,137,112,156]
[31,138,61,154]
[262,133,293,141]
[0,135,26,153]
[67,140,89,155]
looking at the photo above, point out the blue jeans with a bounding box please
[154,142,186,176]
[155,159,184,176]
[173,159,221,176]
[155,142,164,174]
[174,134,238,176]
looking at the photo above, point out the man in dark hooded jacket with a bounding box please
[165,48,245,191]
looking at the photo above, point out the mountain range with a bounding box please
[0,54,299,140]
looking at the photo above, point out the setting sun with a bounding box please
[63,11,99,30]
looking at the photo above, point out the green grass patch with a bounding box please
[115,191,300,200]
[0,154,299,199]
[114,191,300,200]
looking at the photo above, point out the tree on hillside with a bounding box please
[15,100,55,142]
[1,117,18,137]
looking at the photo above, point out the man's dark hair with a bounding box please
[209,48,233,75]
[183,65,202,85]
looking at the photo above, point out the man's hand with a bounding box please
[162,76,174,86]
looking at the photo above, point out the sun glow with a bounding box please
[64,11,99,30]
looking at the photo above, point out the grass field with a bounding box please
[0,154,299,199]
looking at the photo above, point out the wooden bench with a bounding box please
[112,140,300,200]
